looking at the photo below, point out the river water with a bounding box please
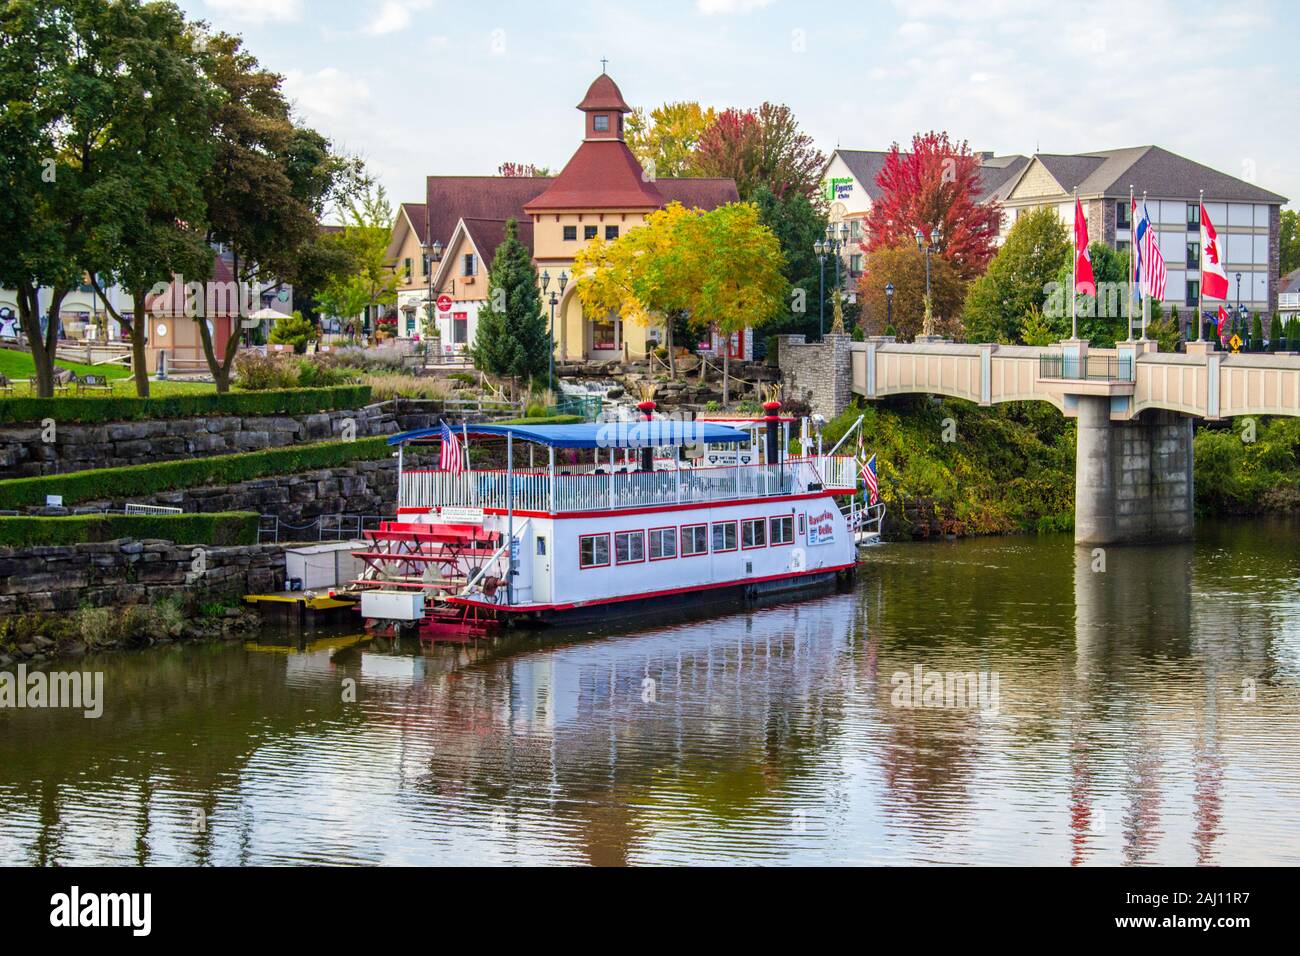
[3,520,1300,866]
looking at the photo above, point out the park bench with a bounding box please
[56,373,113,396]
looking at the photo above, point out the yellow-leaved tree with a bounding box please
[573,201,786,403]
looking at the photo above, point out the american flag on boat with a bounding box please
[439,421,464,473]
[861,453,879,505]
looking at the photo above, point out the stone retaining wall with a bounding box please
[777,333,854,418]
[0,540,285,620]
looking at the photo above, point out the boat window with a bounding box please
[615,530,645,564]
[649,528,677,560]
[681,524,709,557]
[770,515,794,546]
[742,518,766,549]
[579,533,610,569]
[536,536,547,556]
[711,521,738,553]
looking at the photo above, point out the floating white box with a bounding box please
[361,590,425,621]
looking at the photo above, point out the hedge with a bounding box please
[0,512,259,547]
[0,385,372,424]
[0,437,391,510]
[493,414,586,426]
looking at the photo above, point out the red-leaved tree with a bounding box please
[863,131,1002,280]
[693,103,825,203]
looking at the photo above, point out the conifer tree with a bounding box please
[470,219,550,389]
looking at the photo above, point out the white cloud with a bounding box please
[696,0,774,14]
[204,0,302,24]
[283,67,373,126]
[365,0,432,36]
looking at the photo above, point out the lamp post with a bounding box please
[541,269,568,389]
[885,282,894,334]
[421,239,443,355]
[814,240,828,338]
[914,225,942,338]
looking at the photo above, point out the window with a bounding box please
[421,254,430,276]
[850,219,862,238]
[681,524,708,557]
[1187,203,1200,231]
[462,253,476,276]
[850,254,863,275]
[798,514,806,536]
[584,225,598,240]
[711,521,738,553]
[742,518,766,549]
[536,536,547,556]
[452,312,468,344]
[1185,279,1200,307]
[1116,201,1130,230]
[593,114,610,132]
[605,225,619,240]
[770,515,794,546]
[579,533,610,569]
[563,225,577,241]
[649,527,677,560]
[1186,241,1200,269]
[615,530,645,565]
[403,257,413,280]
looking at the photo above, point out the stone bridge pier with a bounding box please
[1074,397,1194,546]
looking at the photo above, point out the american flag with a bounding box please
[439,421,464,473]
[1137,203,1167,301]
[861,453,879,505]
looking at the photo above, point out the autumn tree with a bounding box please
[864,131,1002,281]
[1280,209,1299,277]
[858,243,965,341]
[962,207,1071,343]
[317,183,398,341]
[693,103,825,203]
[626,101,715,179]
[497,162,551,177]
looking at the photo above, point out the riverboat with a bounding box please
[347,403,881,639]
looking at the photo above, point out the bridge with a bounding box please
[779,333,1300,546]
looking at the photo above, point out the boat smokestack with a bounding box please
[637,399,656,471]
[763,400,782,467]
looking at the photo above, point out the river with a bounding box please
[3,519,1299,866]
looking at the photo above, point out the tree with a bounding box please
[693,103,825,203]
[858,243,966,341]
[194,32,353,391]
[497,162,551,177]
[0,0,78,396]
[291,228,361,323]
[749,184,828,339]
[864,132,1002,280]
[316,183,397,343]
[1281,209,1299,277]
[269,310,316,353]
[1050,242,1131,346]
[470,219,549,389]
[626,101,715,179]
[962,207,1071,343]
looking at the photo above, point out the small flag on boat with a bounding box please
[861,453,879,505]
[439,421,464,473]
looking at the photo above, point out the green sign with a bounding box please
[824,176,854,202]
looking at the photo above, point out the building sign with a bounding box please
[436,294,453,313]
[806,508,836,545]
[439,506,484,524]
[824,176,854,202]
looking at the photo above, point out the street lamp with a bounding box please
[814,239,828,338]
[421,239,444,353]
[541,269,568,388]
[885,282,894,333]
[914,226,942,338]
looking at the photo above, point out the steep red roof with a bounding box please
[657,177,740,209]
[523,140,664,212]
[462,217,535,271]
[425,176,551,249]
[577,74,631,112]
[400,202,427,241]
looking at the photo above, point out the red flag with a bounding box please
[1200,203,1229,300]
[1217,305,1230,343]
[1074,197,1095,295]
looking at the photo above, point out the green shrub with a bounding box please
[0,512,259,547]
[0,385,372,424]
[233,350,301,390]
[268,311,318,353]
[0,437,390,509]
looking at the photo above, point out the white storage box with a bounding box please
[361,589,426,622]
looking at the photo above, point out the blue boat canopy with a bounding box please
[388,421,752,449]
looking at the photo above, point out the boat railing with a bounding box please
[399,456,859,514]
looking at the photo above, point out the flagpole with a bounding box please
[1071,188,1078,340]
[1128,184,1135,341]
[1197,188,1205,342]
[1141,190,1149,340]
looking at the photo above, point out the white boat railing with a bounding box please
[399,456,860,514]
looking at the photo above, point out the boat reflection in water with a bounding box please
[1,520,1299,865]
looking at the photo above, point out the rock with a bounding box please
[16,643,37,656]
[32,635,54,649]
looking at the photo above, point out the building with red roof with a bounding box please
[392,71,739,362]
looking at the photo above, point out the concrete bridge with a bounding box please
[779,333,1300,546]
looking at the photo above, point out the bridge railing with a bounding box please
[1039,353,1134,383]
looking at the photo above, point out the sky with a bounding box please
[177,0,1297,214]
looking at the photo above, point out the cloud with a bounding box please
[365,0,432,36]
[696,0,774,14]
[204,0,302,24]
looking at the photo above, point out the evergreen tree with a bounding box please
[1252,312,1264,352]
[1270,312,1282,352]
[471,219,549,388]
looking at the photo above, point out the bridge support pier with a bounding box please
[1074,396,1194,545]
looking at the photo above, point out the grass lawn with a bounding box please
[0,349,215,396]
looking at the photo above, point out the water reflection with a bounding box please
[2,520,1299,865]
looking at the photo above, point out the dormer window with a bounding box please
[593,114,610,132]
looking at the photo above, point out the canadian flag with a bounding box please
[1073,197,1095,295]
[1200,203,1229,300]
